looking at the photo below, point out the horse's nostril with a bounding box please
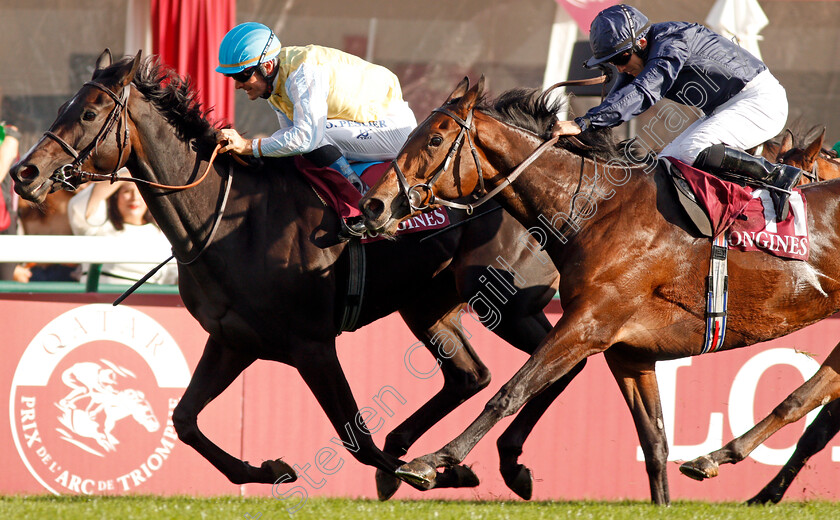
[363,198,385,220]
[14,164,39,182]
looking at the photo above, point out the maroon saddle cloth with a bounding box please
[293,156,450,240]
[665,157,809,261]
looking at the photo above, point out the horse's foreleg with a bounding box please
[374,303,490,500]
[495,358,586,500]
[747,398,840,505]
[489,310,583,501]
[395,310,612,490]
[681,343,840,482]
[171,338,283,485]
[604,351,669,505]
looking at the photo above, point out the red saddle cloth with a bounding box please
[293,156,450,239]
[666,157,809,261]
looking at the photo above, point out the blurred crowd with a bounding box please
[0,120,177,285]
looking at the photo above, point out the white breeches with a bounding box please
[322,101,417,162]
[659,70,788,165]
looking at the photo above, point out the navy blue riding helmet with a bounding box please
[585,4,651,68]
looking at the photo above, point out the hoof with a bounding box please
[501,463,533,500]
[261,459,297,484]
[679,456,719,481]
[395,460,437,490]
[375,468,402,501]
[437,464,480,489]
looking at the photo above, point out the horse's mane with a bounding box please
[475,87,620,161]
[118,56,220,146]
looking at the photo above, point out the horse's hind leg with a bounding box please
[375,302,490,500]
[681,342,840,482]
[172,337,287,484]
[747,398,840,505]
[604,350,669,505]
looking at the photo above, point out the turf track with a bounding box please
[1,496,837,519]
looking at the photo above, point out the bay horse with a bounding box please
[10,51,572,497]
[774,127,840,184]
[360,76,840,504]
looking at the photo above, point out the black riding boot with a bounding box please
[694,144,803,222]
[303,145,368,240]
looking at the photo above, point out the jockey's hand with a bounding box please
[551,120,582,138]
[218,128,252,155]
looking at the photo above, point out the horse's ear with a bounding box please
[94,49,112,76]
[778,129,794,155]
[121,50,143,87]
[804,127,826,163]
[445,77,470,103]
[462,74,485,108]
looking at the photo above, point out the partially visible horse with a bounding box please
[360,76,840,504]
[10,51,571,498]
[774,127,840,184]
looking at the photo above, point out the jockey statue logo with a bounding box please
[55,360,160,457]
[10,304,190,495]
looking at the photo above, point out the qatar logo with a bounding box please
[10,304,191,495]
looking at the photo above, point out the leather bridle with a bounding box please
[45,81,131,190]
[41,79,232,266]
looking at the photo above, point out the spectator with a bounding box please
[0,121,23,281]
[67,173,177,285]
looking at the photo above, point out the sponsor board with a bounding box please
[9,304,190,495]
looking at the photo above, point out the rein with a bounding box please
[394,75,608,214]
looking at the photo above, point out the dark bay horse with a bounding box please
[360,76,840,504]
[10,51,570,497]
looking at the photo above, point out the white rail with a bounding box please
[0,235,173,264]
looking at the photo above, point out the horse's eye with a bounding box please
[430,136,443,147]
[82,110,97,121]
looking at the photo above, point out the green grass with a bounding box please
[1,496,837,520]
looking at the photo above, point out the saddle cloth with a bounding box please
[663,157,810,261]
[294,156,450,239]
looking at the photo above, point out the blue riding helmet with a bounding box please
[216,22,282,75]
[585,4,651,68]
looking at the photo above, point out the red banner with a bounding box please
[151,0,236,125]
[3,294,840,504]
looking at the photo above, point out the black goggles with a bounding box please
[608,51,633,67]
[225,66,258,83]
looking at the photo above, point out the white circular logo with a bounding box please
[9,304,190,494]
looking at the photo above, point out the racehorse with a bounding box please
[359,76,840,504]
[10,51,571,498]
[774,127,840,184]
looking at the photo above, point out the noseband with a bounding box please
[44,81,131,190]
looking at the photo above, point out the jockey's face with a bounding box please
[614,38,647,77]
[233,60,275,101]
